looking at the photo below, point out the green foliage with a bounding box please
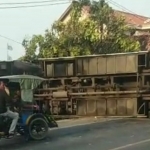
[22,35,44,61]
[22,0,140,61]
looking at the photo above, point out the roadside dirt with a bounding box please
[56,117,122,128]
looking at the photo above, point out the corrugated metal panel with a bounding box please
[107,99,117,115]
[115,55,126,73]
[97,57,107,74]
[117,99,127,115]
[86,100,96,115]
[76,98,137,116]
[83,58,89,75]
[127,98,135,115]
[67,63,74,76]
[76,59,83,75]
[97,99,106,115]
[106,56,116,74]
[76,100,87,115]
[89,58,97,75]
[46,64,53,77]
[126,55,137,72]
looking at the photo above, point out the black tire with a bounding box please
[28,117,48,140]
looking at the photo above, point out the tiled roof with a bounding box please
[114,10,149,26]
[58,2,150,29]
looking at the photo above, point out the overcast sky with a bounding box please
[0,0,149,60]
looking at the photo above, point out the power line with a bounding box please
[106,0,135,13]
[0,1,71,44]
[0,1,69,9]
[1,0,145,45]
[0,0,66,5]
[106,0,147,21]
[0,34,22,45]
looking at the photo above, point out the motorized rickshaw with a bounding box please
[0,75,58,140]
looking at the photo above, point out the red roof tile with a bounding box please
[114,10,149,26]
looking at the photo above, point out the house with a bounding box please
[58,1,150,30]
[58,1,150,50]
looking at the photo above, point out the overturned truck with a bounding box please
[34,51,150,117]
[0,60,43,76]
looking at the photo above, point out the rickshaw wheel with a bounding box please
[28,118,48,140]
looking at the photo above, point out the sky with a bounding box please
[0,0,150,61]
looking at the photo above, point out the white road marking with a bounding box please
[109,138,150,150]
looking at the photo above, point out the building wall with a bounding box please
[61,6,90,23]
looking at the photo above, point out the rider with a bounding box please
[11,90,22,112]
[0,81,19,137]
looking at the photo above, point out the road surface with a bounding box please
[1,118,150,150]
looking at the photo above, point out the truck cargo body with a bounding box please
[34,51,150,117]
[0,60,43,76]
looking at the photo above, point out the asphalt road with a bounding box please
[1,118,150,150]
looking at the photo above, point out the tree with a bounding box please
[22,35,44,61]
[89,0,140,53]
[21,0,140,61]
